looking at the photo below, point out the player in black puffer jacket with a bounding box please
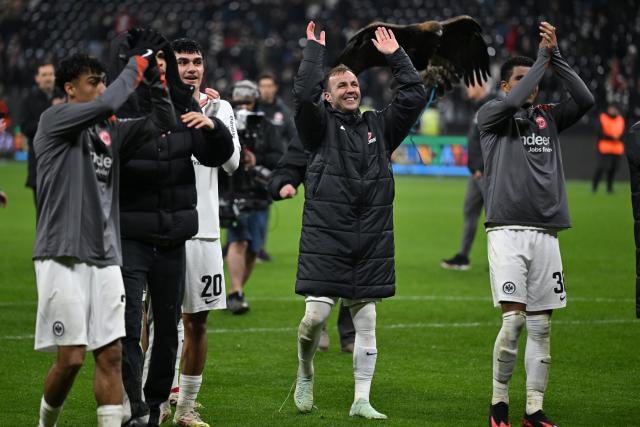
[109,31,234,427]
[290,22,426,419]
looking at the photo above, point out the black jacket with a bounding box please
[626,121,640,318]
[258,97,296,144]
[219,111,283,206]
[268,134,307,200]
[109,34,235,243]
[293,41,426,299]
[21,87,62,188]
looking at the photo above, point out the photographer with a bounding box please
[222,80,284,314]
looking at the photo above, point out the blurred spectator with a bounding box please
[593,103,626,193]
[256,71,296,262]
[0,0,638,129]
[0,100,14,159]
[20,62,63,205]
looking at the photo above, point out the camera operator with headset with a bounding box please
[221,80,284,314]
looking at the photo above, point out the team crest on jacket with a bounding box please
[367,131,377,144]
[99,130,112,146]
[535,116,547,130]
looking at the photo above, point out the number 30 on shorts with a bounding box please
[201,274,223,298]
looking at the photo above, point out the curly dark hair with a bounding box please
[55,53,106,92]
[500,56,535,83]
[171,38,202,55]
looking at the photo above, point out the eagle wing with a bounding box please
[435,15,491,87]
[333,21,442,74]
[334,16,490,92]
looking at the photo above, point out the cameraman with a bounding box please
[223,80,284,314]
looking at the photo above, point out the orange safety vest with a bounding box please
[597,113,625,155]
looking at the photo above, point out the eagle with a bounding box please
[334,15,491,96]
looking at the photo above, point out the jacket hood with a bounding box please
[107,30,197,117]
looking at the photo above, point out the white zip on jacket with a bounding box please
[191,94,241,239]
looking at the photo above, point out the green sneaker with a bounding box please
[294,376,314,413]
[349,398,387,419]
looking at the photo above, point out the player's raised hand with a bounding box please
[539,21,557,51]
[306,21,325,46]
[372,27,399,55]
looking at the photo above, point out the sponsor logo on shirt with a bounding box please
[521,133,552,153]
[91,151,113,181]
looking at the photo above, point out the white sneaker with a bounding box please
[349,398,387,419]
[173,407,210,427]
[159,400,172,424]
[294,376,314,413]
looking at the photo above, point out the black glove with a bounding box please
[126,27,168,62]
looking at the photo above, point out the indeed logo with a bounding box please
[521,133,550,146]
[91,152,112,169]
[521,133,552,153]
[91,152,112,180]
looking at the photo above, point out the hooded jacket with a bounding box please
[108,34,234,243]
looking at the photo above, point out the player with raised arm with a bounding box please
[478,22,594,427]
[32,29,173,427]
[291,22,426,419]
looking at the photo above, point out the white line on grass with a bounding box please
[4,294,629,307]
[2,318,636,341]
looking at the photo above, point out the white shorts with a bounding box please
[183,239,227,313]
[488,228,567,311]
[34,258,126,352]
[305,296,380,307]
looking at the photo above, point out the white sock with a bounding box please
[525,314,551,415]
[142,299,154,399]
[297,301,332,377]
[97,405,123,427]
[39,396,62,427]
[351,302,377,402]
[176,374,202,411]
[492,311,526,405]
[172,318,184,391]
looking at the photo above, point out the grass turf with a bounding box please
[0,160,638,426]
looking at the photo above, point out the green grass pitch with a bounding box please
[0,161,638,426]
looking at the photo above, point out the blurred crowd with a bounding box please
[0,0,638,135]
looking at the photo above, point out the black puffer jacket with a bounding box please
[293,41,426,299]
[109,34,234,242]
[627,121,640,318]
[267,134,307,200]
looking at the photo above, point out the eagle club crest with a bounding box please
[536,116,547,130]
[99,130,112,146]
[502,281,516,295]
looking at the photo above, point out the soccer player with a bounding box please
[32,29,173,427]
[116,34,234,426]
[478,22,594,427]
[171,37,241,427]
[291,22,426,419]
